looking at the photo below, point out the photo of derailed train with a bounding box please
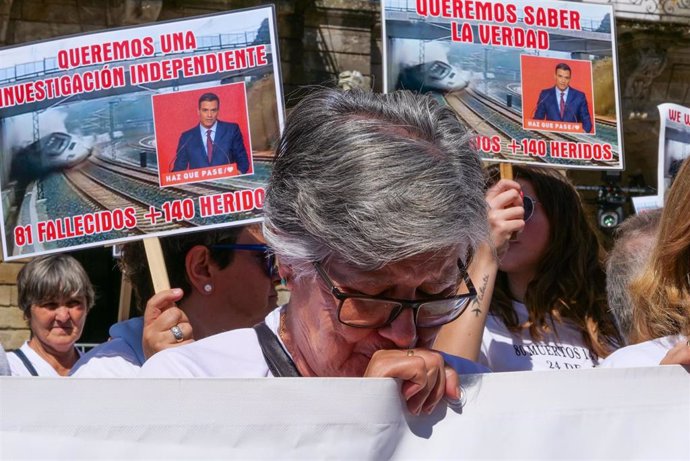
[10,131,92,182]
[397,60,469,92]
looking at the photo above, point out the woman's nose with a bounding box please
[377,307,417,349]
[54,306,71,322]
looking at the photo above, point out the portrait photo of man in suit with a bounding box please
[533,63,593,133]
[172,92,250,173]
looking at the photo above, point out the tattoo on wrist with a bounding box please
[471,274,490,317]
[471,299,481,317]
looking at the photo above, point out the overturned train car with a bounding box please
[10,132,92,183]
[397,60,469,93]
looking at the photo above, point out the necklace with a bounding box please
[279,310,287,342]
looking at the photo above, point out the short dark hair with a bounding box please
[555,63,571,74]
[198,92,220,108]
[17,254,95,319]
[120,226,245,311]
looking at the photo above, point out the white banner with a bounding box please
[1,366,688,459]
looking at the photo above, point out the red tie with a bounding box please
[206,129,213,163]
[559,92,565,119]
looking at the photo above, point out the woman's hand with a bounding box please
[486,179,525,258]
[659,340,690,366]
[142,288,193,359]
[364,348,461,415]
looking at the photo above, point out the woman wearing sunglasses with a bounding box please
[70,224,280,377]
[140,88,488,415]
[436,165,621,371]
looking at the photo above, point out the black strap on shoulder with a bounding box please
[11,349,39,376]
[253,321,301,377]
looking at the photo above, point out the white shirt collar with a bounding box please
[200,122,218,138]
[555,87,570,101]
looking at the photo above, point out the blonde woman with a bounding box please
[601,160,690,367]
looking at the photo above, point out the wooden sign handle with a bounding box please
[144,237,171,293]
[117,274,132,322]
[499,163,519,240]
[499,162,513,180]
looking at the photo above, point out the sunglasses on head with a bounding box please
[523,195,539,222]
[210,243,277,278]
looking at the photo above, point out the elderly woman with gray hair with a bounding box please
[8,254,95,376]
[140,88,487,415]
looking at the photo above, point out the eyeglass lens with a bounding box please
[523,196,535,222]
[339,297,471,329]
[265,254,277,278]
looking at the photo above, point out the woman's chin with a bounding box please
[45,337,77,352]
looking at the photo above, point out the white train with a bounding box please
[11,132,92,182]
[397,60,469,93]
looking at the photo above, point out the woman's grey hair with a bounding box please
[605,209,662,342]
[17,254,95,318]
[264,88,488,272]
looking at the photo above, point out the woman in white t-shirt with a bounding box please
[437,165,622,371]
[601,159,690,368]
[7,255,94,376]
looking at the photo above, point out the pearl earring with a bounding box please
[204,284,213,293]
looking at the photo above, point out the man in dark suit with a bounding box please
[172,92,250,173]
[533,63,593,133]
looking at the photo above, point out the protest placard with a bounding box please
[382,0,623,170]
[0,6,284,260]
[657,102,690,205]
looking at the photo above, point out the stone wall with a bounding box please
[0,257,26,349]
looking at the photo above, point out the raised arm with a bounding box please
[142,288,193,359]
[434,179,525,361]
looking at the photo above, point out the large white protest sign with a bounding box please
[1,366,688,459]
[0,6,284,260]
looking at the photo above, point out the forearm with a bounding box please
[434,242,498,361]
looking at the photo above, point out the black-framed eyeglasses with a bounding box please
[313,262,477,329]
[523,195,540,222]
[211,244,276,278]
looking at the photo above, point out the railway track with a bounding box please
[89,152,268,193]
[445,91,543,164]
[445,88,619,168]
[59,153,265,233]
[90,155,250,196]
[62,167,197,234]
